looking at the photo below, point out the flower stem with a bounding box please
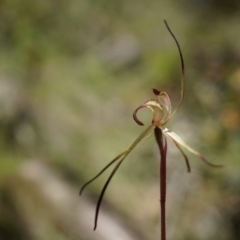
[154,127,167,240]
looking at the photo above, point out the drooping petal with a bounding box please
[164,132,191,172]
[163,128,223,168]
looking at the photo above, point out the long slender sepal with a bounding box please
[164,20,185,123]
[93,157,125,230]
[80,125,154,196]
[79,152,126,195]
[163,128,223,168]
[80,125,154,230]
[93,125,154,230]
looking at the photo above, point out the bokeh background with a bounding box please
[0,0,240,240]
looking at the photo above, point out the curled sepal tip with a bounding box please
[133,100,164,126]
[133,106,145,126]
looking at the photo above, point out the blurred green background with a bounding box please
[0,0,240,239]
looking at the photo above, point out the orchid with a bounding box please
[80,20,223,239]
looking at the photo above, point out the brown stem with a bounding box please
[154,127,167,240]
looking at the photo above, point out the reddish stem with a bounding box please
[154,127,167,240]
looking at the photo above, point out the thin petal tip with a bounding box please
[215,164,224,168]
[79,187,83,196]
[200,156,224,168]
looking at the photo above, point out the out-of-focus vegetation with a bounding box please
[0,0,240,239]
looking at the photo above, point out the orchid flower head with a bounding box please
[133,89,172,126]
[80,20,223,231]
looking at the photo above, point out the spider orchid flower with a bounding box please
[132,87,223,172]
[80,20,223,232]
